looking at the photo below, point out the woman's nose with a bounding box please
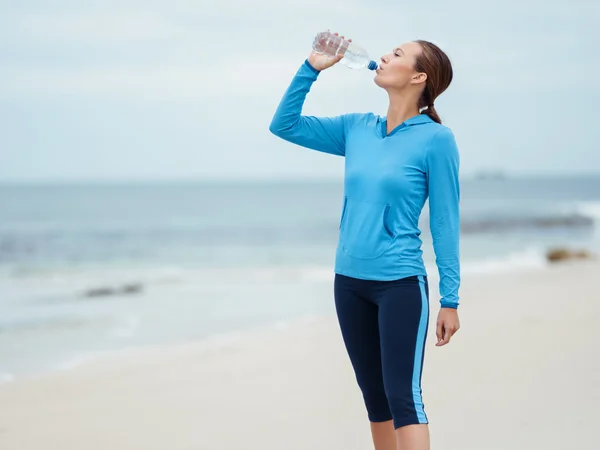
[380,56,388,64]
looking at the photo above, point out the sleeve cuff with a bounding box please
[303,59,321,76]
[440,301,458,309]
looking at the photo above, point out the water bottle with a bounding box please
[312,30,378,71]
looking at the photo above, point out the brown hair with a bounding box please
[413,40,453,124]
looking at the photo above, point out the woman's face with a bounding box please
[374,41,426,90]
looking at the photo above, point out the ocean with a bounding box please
[1,175,599,381]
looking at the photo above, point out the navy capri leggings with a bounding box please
[334,273,430,429]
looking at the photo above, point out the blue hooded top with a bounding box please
[269,60,461,308]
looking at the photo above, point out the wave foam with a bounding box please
[109,315,141,338]
[576,201,600,226]
[461,248,547,275]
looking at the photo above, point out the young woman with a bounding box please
[269,32,461,450]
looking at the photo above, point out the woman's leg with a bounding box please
[333,274,395,450]
[375,275,430,450]
[370,420,397,450]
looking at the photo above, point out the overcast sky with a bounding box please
[0,0,598,182]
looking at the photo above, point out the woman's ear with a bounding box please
[411,72,427,85]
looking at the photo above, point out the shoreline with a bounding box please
[0,254,591,384]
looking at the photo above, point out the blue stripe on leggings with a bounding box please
[413,275,429,423]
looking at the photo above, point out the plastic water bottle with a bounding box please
[312,30,378,71]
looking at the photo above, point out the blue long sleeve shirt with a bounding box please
[269,60,461,308]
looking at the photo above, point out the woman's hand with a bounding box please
[435,308,460,346]
[307,32,350,72]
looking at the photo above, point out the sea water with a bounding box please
[1,175,599,379]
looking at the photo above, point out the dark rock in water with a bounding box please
[462,214,594,234]
[546,247,594,263]
[83,283,144,298]
[121,283,143,294]
[85,287,118,298]
[536,215,594,228]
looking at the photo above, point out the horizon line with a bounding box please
[1,171,600,186]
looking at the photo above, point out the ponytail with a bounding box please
[421,104,441,124]
[413,40,453,126]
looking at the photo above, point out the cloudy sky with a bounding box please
[1,0,598,182]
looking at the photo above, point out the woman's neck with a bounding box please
[385,92,421,134]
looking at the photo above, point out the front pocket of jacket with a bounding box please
[340,199,395,259]
[382,204,394,238]
[339,196,348,229]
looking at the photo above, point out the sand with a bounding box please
[0,260,598,450]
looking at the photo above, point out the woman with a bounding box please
[269,32,461,450]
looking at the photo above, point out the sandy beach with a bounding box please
[0,260,598,450]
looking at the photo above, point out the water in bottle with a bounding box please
[312,30,378,71]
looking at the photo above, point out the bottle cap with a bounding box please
[368,61,378,71]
